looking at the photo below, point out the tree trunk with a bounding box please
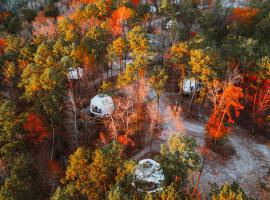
[110,115,117,140]
[50,127,55,160]
[192,149,207,197]
[187,89,196,117]
[70,90,79,147]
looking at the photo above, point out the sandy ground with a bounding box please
[133,93,270,197]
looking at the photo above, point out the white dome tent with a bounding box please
[89,94,115,117]
[150,5,157,13]
[182,78,202,94]
[68,67,84,80]
[134,159,164,193]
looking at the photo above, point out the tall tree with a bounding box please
[207,73,244,141]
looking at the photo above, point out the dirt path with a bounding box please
[132,93,270,197]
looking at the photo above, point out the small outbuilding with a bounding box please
[134,159,164,193]
[68,67,84,80]
[182,78,202,94]
[89,94,114,117]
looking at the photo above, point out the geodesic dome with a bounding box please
[89,94,114,117]
[134,159,164,193]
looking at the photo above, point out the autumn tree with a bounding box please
[0,100,24,164]
[158,134,200,194]
[206,72,244,141]
[23,113,50,144]
[56,142,135,199]
[109,6,134,36]
[1,35,24,101]
[0,155,42,200]
[126,26,151,78]
[149,65,168,107]
[199,1,228,44]
[19,41,67,159]
[169,41,189,80]
[103,82,150,150]
[228,7,259,25]
[107,36,128,71]
[245,56,270,128]
[209,182,249,200]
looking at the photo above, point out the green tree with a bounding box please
[199,1,228,45]
[210,182,249,200]
[0,100,24,164]
[0,155,40,200]
[127,26,150,78]
[149,66,168,107]
[58,142,134,200]
[158,134,200,194]
[107,36,128,71]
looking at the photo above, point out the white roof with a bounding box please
[135,159,164,184]
[68,67,84,80]
[90,94,114,116]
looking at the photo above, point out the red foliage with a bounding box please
[246,76,270,126]
[207,85,244,140]
[0,38,6,56]
[131,0,140,7]
[228,7,259,25]
[206,113,229,140]
[117,135,135,146]
[190,31,197,38]
[24,113,50,143]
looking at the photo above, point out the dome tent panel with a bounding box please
[182,78,202,94]
[134,159,164,193]
[89,94,114,117]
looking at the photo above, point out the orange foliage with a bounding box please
[229,7,259,24]
[207,113,229,140]
[131,0,140,6]
[207,84,244,140]
[109,6,133,36]
[99,131,108,145]
[117,135,135,146]
[24,113,50,143]
[32,11,56,37]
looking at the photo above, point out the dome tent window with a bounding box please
[182,78,202,94]
[134,159,164,193]
[89,94,114,117]
[68,67,84,80]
